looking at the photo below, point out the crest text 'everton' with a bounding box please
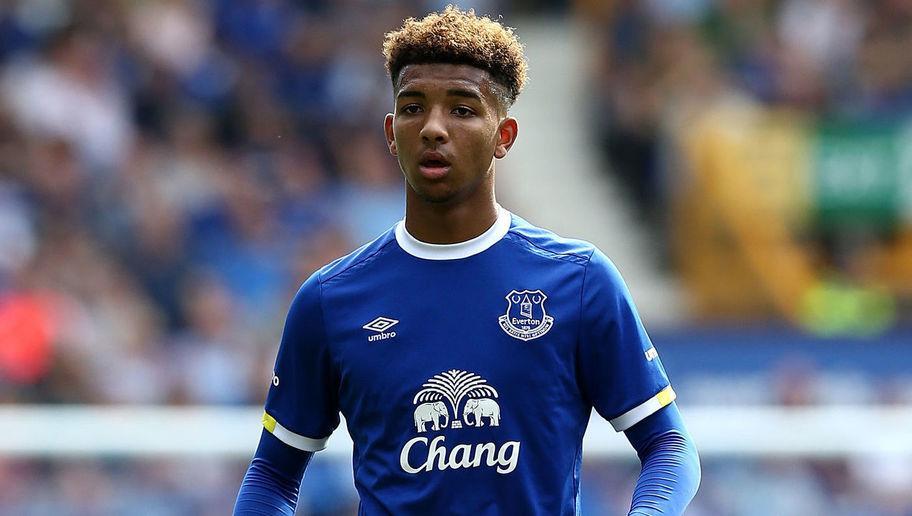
[498,290,554,341]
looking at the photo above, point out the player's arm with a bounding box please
[234,430,314,515]
[234,274,340,514]
[577,249,699,514]
[623,402,700,516]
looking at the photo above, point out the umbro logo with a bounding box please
[363,316,399,332]
[645,347,658,362]
[363,316,399,342]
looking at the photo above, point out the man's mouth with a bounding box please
[418,153,452,179]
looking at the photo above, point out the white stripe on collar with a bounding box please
[395,205,511,260]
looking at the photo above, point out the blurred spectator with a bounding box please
[2,26,133,172]
[168,273,255,405]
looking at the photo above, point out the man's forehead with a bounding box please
[396,63,494,95]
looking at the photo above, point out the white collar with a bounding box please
[395,205,511,260]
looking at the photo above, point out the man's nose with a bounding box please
[419,108,448,143]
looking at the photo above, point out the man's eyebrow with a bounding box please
[396,89,482,101]
[396,90,425,99]
[446,88,482,101]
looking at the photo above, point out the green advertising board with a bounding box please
[899,124,912,224]
[811,121,901,230]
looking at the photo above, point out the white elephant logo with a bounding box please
[414,401,449,432]
[463,398,500,427]
[412,370,499,431]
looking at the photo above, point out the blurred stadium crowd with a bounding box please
[0,0,910,514]
[0,0,421,405]
[589,0,912,226]
[587,0,912,330]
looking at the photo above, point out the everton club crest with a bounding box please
[498,290,554,341]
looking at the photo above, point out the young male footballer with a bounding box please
[234,6,700,515]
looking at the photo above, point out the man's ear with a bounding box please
[384,113,397,156]
[494,117,518,159]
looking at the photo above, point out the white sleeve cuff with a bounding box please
[608,386,676,432]
[262,412,330,452]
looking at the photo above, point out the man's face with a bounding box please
[384,63,517,204]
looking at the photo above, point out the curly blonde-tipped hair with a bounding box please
[382,5,528,108]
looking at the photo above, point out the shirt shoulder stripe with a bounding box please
[609,386,676,432]
[262,412,330,452]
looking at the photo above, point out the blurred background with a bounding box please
[0,0,911,514]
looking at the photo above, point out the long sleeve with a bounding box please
[623,402,701,515]
[233,429,315,515]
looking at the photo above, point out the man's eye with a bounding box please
[401,105,422,114]
[453,106,474,117]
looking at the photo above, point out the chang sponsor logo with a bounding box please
[400,369,520,475]
[400,436,520,474]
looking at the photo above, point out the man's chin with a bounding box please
[407,183,459,204]
[417,190,458,204]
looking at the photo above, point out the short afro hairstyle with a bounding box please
[382,5,528,109]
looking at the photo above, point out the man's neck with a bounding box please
[403,189,499,245]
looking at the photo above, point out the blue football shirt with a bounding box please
[262,206,674,515]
